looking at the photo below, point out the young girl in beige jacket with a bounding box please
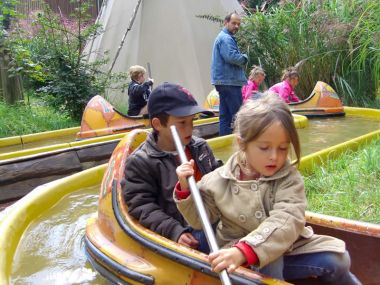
[174,93,361,284]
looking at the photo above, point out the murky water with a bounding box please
[9,117,380,284]
[11,186,108,285]
[213,117,380,161]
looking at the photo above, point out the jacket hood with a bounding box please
[217,152,293,182]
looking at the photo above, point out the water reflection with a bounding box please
[11,187,108,285]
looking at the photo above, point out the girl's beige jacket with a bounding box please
[175,152,345,268]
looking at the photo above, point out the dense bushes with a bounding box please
[3,0,127,120]
[6,2,101,120]
[238,0,380,106]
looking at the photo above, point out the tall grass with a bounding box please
[0,96,79,138]
[238,0,379,106]
[304,139,380,223]
[347,0,380,105]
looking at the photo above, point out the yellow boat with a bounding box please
[289,81,345,117]
[76,95,150,139]
[0,95,216,154]
[85,129,288,285]
[204,81,345,118]
[77,95,222,139]
[84,120,379,285]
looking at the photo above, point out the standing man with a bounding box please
[211,12,248,135]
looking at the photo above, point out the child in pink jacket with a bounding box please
[242,66,266,103]
[269,67,300,103]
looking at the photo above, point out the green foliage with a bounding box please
[1,0,20,30]
[304,139,380,223]
[348,0,380,102]
[246,0,280,11]
[6,0,127,120]
[237,0,380,106]
[0,95,78,137]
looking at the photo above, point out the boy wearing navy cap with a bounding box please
[123,83,221,253]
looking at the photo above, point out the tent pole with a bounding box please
[107,0,143,76]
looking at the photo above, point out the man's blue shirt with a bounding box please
[211,28,248,86]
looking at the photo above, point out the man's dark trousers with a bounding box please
[215,85,243,135]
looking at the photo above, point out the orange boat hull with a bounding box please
[77,95,149,139]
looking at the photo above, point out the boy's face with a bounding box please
[154,114,196,151]
[137,73,145,84]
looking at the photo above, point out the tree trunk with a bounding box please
[0,48,24,104]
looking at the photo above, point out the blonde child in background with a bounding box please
[174,94,361,284]
[127,65,154,116]
[241,65,266,102]
[269,67,300,103]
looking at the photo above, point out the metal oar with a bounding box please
[170,125,232,285]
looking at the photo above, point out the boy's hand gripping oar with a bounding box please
[170,125,232,285]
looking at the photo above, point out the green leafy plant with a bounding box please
[7,0,127,120]
[236,0,379,106]
[1,0,20,30]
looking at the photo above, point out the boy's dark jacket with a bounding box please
[123,132,222,242]
[127,80,152,116]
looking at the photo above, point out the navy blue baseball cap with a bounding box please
[147,82,214,118]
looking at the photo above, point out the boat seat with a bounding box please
[113,107,149,120]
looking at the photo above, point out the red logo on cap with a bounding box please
[180,87,194,100]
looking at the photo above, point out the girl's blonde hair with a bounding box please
[129,65,146,81]
[281,66,299,81]
[233,92,301,165]
[248,65,265,81]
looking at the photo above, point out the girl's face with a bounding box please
[254,73,265,85]
[243,121,290,177]
[289,76,299,88]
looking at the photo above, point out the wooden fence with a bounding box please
[16,0,103,19]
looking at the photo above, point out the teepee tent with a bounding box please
[85,0,243,106]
